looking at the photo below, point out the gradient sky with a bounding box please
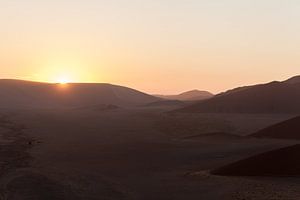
[1,0,300,94]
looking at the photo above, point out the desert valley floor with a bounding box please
[0,106,299,200]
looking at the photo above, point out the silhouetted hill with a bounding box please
[0,79,159,109]
[156,90,213,101]
[211,144,300,176]
[176,76,300,114]
[250,116,300,140]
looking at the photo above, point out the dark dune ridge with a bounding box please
[155,90,214,101]
[76,104,120,111]
[211,144,300,177]
[250,116,300,140]
[182,132,243,140]
[0,79,159,108]
[176,76,300,114]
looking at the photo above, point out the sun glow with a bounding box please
[56,76,71,84]
[33,59,100,85]
[58,79,69,84]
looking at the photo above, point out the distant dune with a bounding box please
[0,79,159,109]
[143,100,186,107]
[176,76,300,114]
[155,90,214,101]
[211,144,300,176]
[250,116,300,140]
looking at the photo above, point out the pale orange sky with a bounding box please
[1,0,300,94]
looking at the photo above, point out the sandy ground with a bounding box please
[0,107,299,199]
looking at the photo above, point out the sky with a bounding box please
[1,0,300,94]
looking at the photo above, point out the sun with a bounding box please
[58,79,69,84]
[56,76,71,84]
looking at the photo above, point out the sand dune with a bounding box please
[211,144,300,176]
[155,90,213,101]
[1,79,300,199]
[143,100,186,107]
[0,107,298,199]
[182,132,244,140]
[0,79,159,109]
[176,76,300,114]
[250,116,300,140]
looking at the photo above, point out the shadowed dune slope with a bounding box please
[211,144,300,176]
[176,76,300,114]
[0,79,159,108]
[250,116,300,140]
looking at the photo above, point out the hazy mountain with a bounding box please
[211,144,300,176]
[155,90,214,101]
[176,76,300,114]
[0,79,159,109]
[250,116,300,140]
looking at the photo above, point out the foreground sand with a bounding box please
[0,107,299,199]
